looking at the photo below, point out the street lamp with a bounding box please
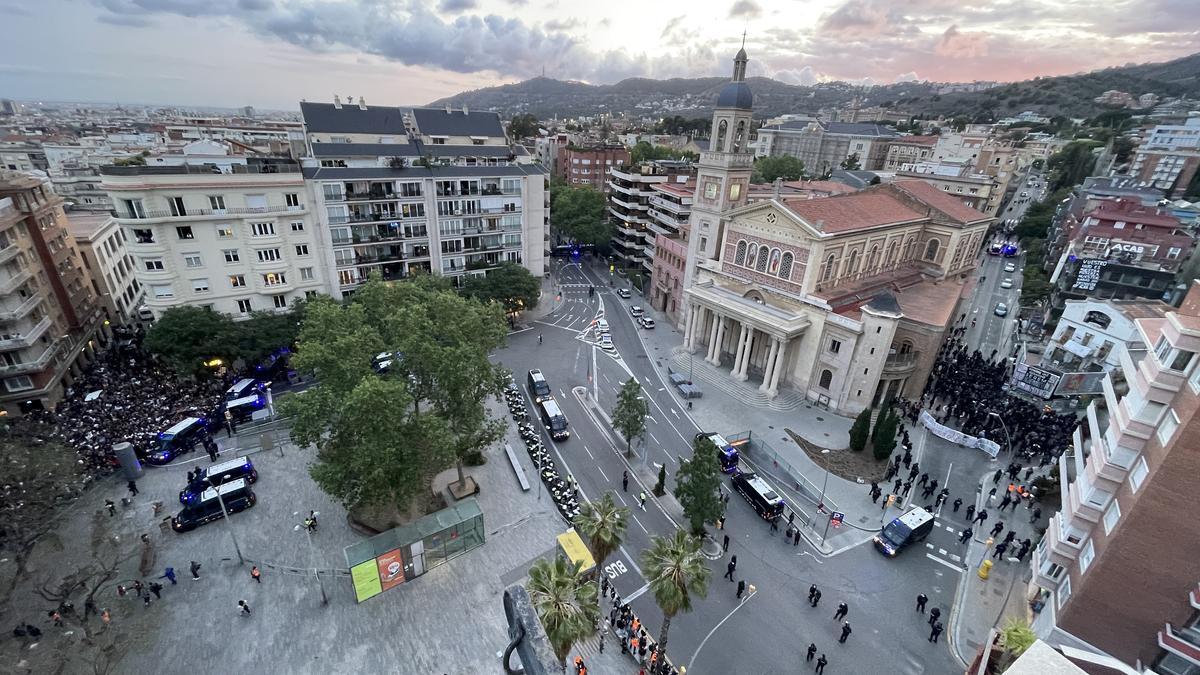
[293,512,327,606]
[987,412,1012,458]
[806,449,831,528]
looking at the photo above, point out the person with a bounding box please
[992,468,1003,484]
[794,529,802,546]
[966,504,976,522]
[127,480,139,497]
[622,470,629,492]
[992,542,1009,559]
[639,492,647,510]
[238,599,251,616]
[1030,507,1042,523]
[105,499,115,517]
[929,607,941,626]
[810,589,821,607]
[717,516,725,530]
[736,580,746,599]
[806,643,817,662]
[538,334,543,344]
[838,622,852,643]
[769,518,779,535]
[953,497,963,512]
[959,527,974,544]
[206,439,218,462]
[833,602,848,621]
[916,592,928,613]
[990,521,1005,538]
[251,566,261,583]
[189,561,202,580]
[974,509,989,526]
[930,621,944,643]
[161,567,177,585]
[808,584,817,602]
[148,582,163,599]
[815,654,827,674]
[50,610,62,627]
[724,557,736,581]
[722,534,730,552]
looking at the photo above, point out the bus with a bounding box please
[874,506,935,557]
[730,471,785,521]
[539,397,570,441]
[696,432,741,473]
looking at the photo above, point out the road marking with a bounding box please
[646,416,657,424]
[938,548,948,556]
[648,431,660,446]
[583,444,595,460]
[926,553,962,572]
[624,582,651,602]
[614,492,628,506]
[596,466,609,482]
[630,513,649,534]
[926,543,935,549]
[671,408,679,418]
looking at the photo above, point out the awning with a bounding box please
[556,528,595,574]
[1061,340,1094,358]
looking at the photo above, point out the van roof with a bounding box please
[529,369,545,380]
[897,507,933,529]
[738,473,782,503]
[540,398,564,417]
[227,378,257,393]
[164,417,202,435]
[227,394,261,408]
[704,432,731,449]
[204,457,252,477]
[198,478,247,502]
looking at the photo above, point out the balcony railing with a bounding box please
[0,316,51,351]
[117,204,303,220]
[0,269,33,295]
[479,206,521,215]
[883,353,919,372]
[0,340,59,375]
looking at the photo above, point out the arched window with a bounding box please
[924,238,941,261]
[734,121,746,152]
[768,248,782,275]
[886,241,899,267]
[846,249,860,277]
[1084,311,1112,329]
[735,240,747,266]
[745,241,758,269]
[898,340,914,355]
[904,237,916,261]
[756,245,770,272]
[818,369,833,389]
[867,245,880,272]
[779,252,794,280]
[820,253,837,282]
[716,120,728,153]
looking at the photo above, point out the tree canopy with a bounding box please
[549,181,611,247]
[640,530,710,657]
[840,153,861,171]
[750,155,806,183]
[676,435,724,535]
[629,141,698,165]
[653,116,709,136]
[1047,141,1100,191]
[612,377,648,456]
[848,407,872,453]
[461,262,540,316]
[145,301,307,375]
[508,113,539,140]
[527,556,598,667]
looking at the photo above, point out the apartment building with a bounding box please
[607,161,692,273]
[881,136,938,171]
[101,157,327,318]
[0,176,105,415]
[557,144,629,193]
[66,212,144,325]
[755,121,898,173]
[299,100,547,293]
[647,179,694,320]
[1030,281,1200,674]
[896,162,1001,215]
[1130,118,1200,199]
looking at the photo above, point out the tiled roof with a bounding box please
[300,102,408,135]
[782,191,925,233]
[891,179,990,224]
[780,180,858,195]
[411,107,505,138]
[825,122,899,137]
[653,180,695,197]
[1088,200,1181,228]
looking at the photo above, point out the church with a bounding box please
[679,48,993,414]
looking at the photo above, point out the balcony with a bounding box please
[649,195,690,214]
[0,340,59,376]
[115,204,303,221]
[479,206,521,215]
[610,195,648,211]
[0,268,33,295]
[0,244,19,266]
[882,352,919,374]
[0,316,51,351]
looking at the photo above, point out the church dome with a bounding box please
[716,81,753,109]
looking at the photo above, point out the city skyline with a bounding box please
[1,0,1196,109]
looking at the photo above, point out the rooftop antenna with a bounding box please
[741,29,746,49]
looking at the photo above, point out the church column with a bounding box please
[709,316,729,365]
[766,337,788,397]
[683,303,697,351]
[735,327,755,381]
[731,323,749,379]
[705,312,721,362]
[759,337,781,393]
[685,304,702,353]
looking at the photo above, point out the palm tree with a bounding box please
[573,493,629,586]
[639,529,711,659]
[527,556,599,671]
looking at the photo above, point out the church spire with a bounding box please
[732,38,748,82]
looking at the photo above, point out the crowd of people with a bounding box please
[18,326,229,477]
[603,576,677,675]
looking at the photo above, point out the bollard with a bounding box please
[978,559,993,580]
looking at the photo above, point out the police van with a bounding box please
[179,456,259,505]
[224,393,266,424]
[225,378,263,402]
[171,478,257,532]
[539,397,570,441]
[874,506,935,557]
[730,471,785,521]
[527,369,552,401]
[147,417,208,465]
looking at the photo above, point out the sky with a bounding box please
[1,0,1197,110]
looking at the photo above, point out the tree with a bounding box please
[629,141,698,165]
[848,407,872,453]
[527,556,599,670]
[840,153,861,171]
[144,306,236,374]
[872,409,898,460]
[612,377,647,457]
[1047,140,1099,191]
[995,618,1038,671]
[234,300,308,368]
[572,493,627,597]
[549,182,610,246]
[461,261,540,316]
[675,435,724,535]
[508,113,539,140]
[654,464,667,496]
[750,155,805,183]
[640,530,710,659]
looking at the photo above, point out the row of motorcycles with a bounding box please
[504,383,580,521]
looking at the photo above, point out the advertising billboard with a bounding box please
[376,548,407,592]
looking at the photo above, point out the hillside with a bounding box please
[428,52,1200,121]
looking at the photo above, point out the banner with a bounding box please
[1011,362,1062,400]
[350,560,383,603]
[919,410,1000,458]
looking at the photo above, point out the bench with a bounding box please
[504,443,531,491]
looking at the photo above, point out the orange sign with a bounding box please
[376,548,406,591]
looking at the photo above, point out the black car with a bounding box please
[179,456,259,505]
[172,478,257,532]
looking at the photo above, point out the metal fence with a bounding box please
[726,430,841,516]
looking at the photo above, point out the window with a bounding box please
[818,369,833,389]
[295,245,309,256]
[300,267,314,281]
[122,198,146,219]
[236,299,253,314]
[144,258,164,271]
[745,241,758,268]
[1083,311,1111,328]
[1041,560,1064,581]
[1158,408,1180,444]
[167,196,187,217]
[820,254,837,282]
[4,375,34,392]
[209,195,226,211]
[257,248,281,262]
[1169,349,1195,372]
[432,137,446,145]
[151,284,174,299]
[176,226,194,240]
[924,238,940,261]
[1102,500,1121,535]
[734,240,747,265]
[183,254,203,268]
[290,221,304,232]
[1153,335,1170,362]
[285,193,300,208]
[779,252,794,280]
[1057,577,1071,610]
[216,224,234,238]
[699,236,708,253]
[829,339,842,354]
[191,278,210,293]
[229,274,246,288]
[263,272,286,286]
[271,294,289,309]
[755,246,769,273]
[250,222,276,237]
[1129,456,1149,492]
[846,249,860,276]
[223,249,240,264]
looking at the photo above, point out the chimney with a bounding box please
[445,104,452,113]
[462,105,469,115]
[333,95,342,109]
[773,177,782,199]
[358,97,367,110]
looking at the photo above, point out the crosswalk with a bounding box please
[924,519,967,569]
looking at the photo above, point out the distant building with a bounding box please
[647,179,694,320]
[607,161,692,273]
[558,144,629,193]
[755,120,899,173]
[0,99,15,116]
[1130,116,1200,198]
[1094,90,1136,107]
[240,106,256,119]
[1041,297,1169,375]
[65,212,143,326]
[881,136,938,171]
[896,162,1001,215]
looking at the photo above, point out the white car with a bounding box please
[1004,263,1017,273]
[629,305,644,317]
[616,288,631,299]
[638,316,655,329]
[1000,278,1013,289]
[599,334,615,351]
[994,303,1008,317]
[596,318,610,334]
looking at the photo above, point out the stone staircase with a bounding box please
[668,348,807,411]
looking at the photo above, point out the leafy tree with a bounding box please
[640,530,710,658]
[750,155,805,183]
[144,306,236,374]
[1047,140,1099,191]
[527,556,599,669]
[996,619,1038,671]
[654,464,667,496]
[628,141,698,165]
[949,116,970,132]
[572,493,627,597]
[549,182,610,246]
[234,299,308,368]
[848,407,872,453]
[508,113,539,140]
[461,261,540,316]
[872,408,898,460]
[612,377,647,457]
[840,152,861,171]
[1111,136,1136,165]
[654,116,709,136]
[676,435,724,535]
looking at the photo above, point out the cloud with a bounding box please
[894,71,919,83]
[936,25,989,59]
[0,3,32,16]
[661,15,685,39]
[437,0,477,12]
[544,18,578,32]
[774,66,821,86]
[728,0,761,19]
[97,13,154,27]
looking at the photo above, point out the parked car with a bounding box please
[599,334,615,351]
[616,288,631,299]
[1000,278,1013,289]
[1004,263,1017,273]
[994,303,1008,317]
[629,305,644,317]
[638,316,655,329]
[596,318,610,334]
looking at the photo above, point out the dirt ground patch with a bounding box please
[786,428,889,484]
